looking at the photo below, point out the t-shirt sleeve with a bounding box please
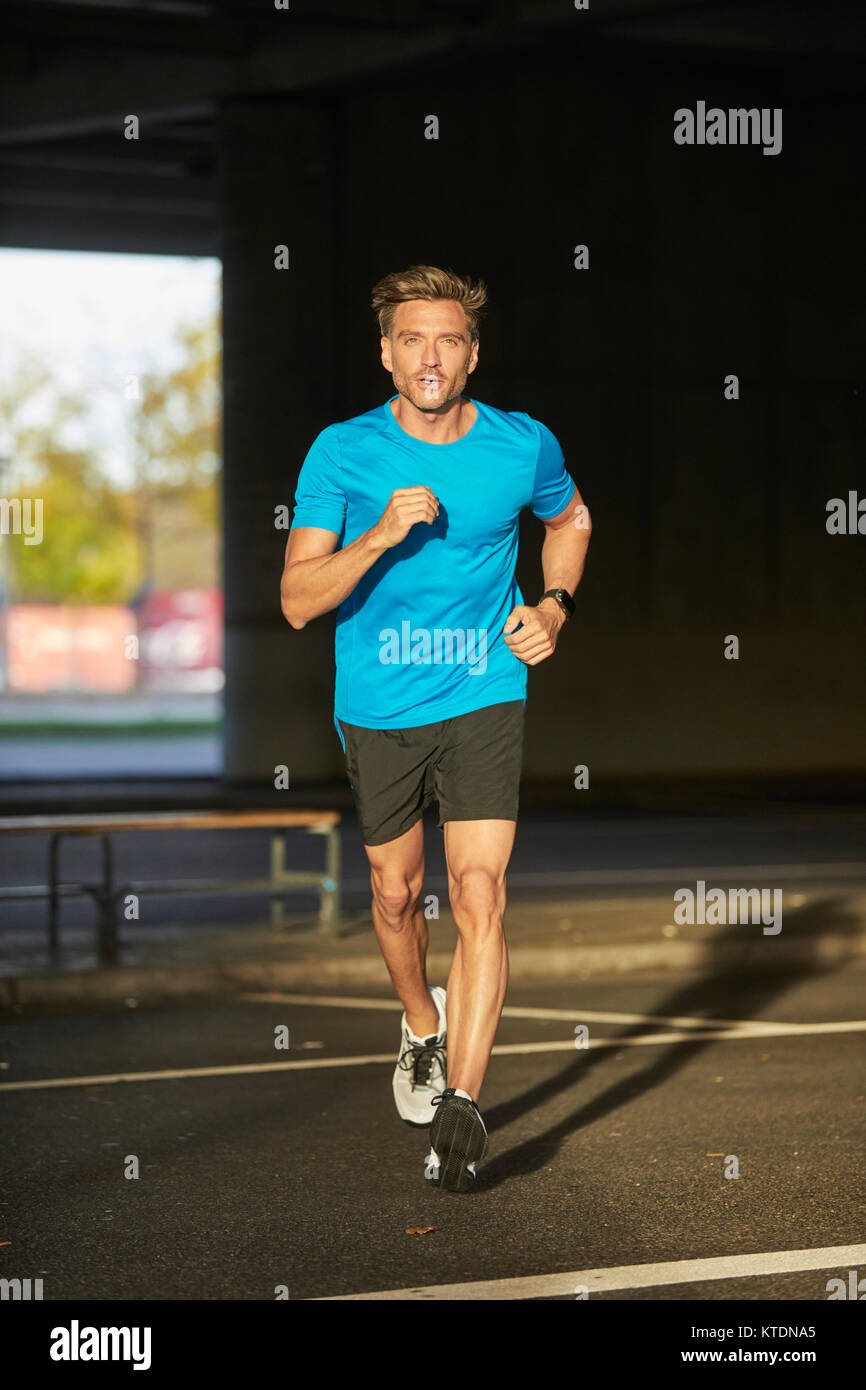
[290,426,347,534]
[529,419,576,520]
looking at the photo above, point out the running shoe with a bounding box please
[392,985,447,1126]
[424,1086,488,1192]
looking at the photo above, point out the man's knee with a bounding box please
[449,867,506,925]
[370,867,424,921]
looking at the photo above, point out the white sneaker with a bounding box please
[392,985,447,1126]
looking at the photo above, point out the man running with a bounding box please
[280,264,591,1191]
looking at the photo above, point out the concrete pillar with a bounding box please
[217,96,341,786]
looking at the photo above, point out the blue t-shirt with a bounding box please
[290,395,576,750]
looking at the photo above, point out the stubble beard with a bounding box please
[393,362,470,414]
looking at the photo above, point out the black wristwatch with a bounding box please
[539,587,575,621]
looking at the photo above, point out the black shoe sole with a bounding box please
[428,1100,489,1193]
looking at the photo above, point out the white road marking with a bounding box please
[0,1054,391,1091]
[482,1020,866,1052]
[239,991,799,1031]
[311,1243,866,1300]
[1,1018,864,1092]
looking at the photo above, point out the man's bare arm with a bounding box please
[536,483,592,628]
[503,484,592,665]
[280,485,439,629]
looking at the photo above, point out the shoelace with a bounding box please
[398,1037,445,1088]
[430,1088,456,1110]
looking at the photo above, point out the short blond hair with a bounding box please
[371,264,487,342]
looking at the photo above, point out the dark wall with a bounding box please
[222,38,865,785]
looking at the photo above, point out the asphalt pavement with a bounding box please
[2,964,865,1301]
[2,806,864,1305]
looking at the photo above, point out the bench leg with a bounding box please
[319,824,341,934]
[97,833,118,967]
[48,833,62,959]
[270,831,286,927]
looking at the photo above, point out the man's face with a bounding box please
[381,299,479,412]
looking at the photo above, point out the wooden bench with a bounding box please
[0,810,341,965]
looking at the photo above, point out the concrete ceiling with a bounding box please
[0,0,863,253]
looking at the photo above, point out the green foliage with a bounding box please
[15,445,139,602]
[0,316,221,602]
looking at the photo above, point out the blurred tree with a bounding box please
[129,318,221,592]
[0,317,221,602]
[0,357,139,601]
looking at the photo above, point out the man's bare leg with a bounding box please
[442,818,516,1102]
[365,819,440,1038]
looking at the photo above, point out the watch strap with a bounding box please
[539,587,574,620]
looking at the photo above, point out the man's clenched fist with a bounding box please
[373,486,439,550]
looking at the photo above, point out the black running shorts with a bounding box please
[337,699,526,847]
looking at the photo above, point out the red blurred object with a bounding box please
[138,588,223,692]
[6,604,136,692]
